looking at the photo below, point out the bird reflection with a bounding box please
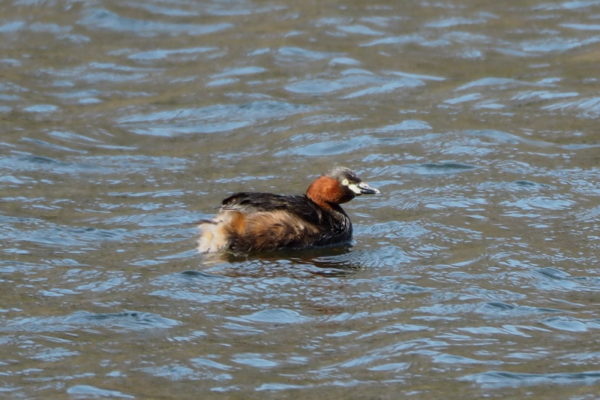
[197,244,362,277]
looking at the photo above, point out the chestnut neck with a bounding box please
[306,176,354,210]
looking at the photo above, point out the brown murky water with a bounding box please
[1,0,599,398]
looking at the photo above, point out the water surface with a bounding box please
[1,0,599,398]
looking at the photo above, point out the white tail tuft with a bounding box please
[197,220,229,253]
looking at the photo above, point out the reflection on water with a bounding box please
[201,244,358,274]
[1,0,599,398]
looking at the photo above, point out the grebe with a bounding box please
[197,167,379,254]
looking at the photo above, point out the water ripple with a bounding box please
[79,8,232,36]
[118,101,309,136]
[462,369,600,388]
[1,311,180,333]
[67,385,134,399]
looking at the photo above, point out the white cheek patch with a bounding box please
[348,183,363,194]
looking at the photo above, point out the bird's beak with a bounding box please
[348,182,380,195]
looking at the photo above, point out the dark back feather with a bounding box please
[221,192,324,224]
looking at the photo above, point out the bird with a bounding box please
[197,167,379,254]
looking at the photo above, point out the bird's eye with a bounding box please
[341,178,349,186]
